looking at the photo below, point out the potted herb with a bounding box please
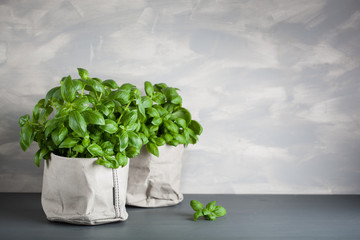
[18,68,144,225]
[126,81,203,207]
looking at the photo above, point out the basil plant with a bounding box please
[19,68,203,168]
[19,68,144,169]
[140,81,203,157]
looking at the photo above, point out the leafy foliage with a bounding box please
[18,69,203,167]
[18,68,144,169]
[190,200,227,221]
[140,81,203,156]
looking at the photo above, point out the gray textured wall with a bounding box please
[1,0,360,193]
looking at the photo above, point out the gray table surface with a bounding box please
[0,193,360,239]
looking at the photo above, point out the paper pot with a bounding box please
[126,145,184,207]
[41,153,129,225]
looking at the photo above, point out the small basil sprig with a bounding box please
[141,81,203,157]
[190,200,227,221]
[18,68,144,169]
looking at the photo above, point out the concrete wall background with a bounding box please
[1,0,360,193]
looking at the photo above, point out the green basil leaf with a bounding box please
[162,87,180,103]
[206,201,216,211]
[44,86,60,105]
[183,128,191,145]
[69,110,87,137]
[99,119,118,134]
[122,110,138,126]
[73,79,84,92]
[118,130,129,152]
[173,133,185,144]
[55,105,71,118]
[194,210,204,222]
[169,140,179,147]
[146,107,159,118]
[202,209,211,216]
[176,118,187,128]
[39,107,53,124]
[208,214,217,221]
[153,105,167,116]
[151,117,162,126]
[115,152,128,167]
[131,88,141,99]
[139,133,149,145]
[141,124,150,137]
[101,141,114,156]
[142,96,153,108]
[51,99,62,109]
[164,120,179,133]
[152,92,166,104]
[187,128,198,140]
[20,123,34,151]
[52,87,63,101]
[108,113,116,121]
[77,68,90,80]
[163,102,175,113]
[87,143,104,156]
[153,83,168,92]
[144,81,154,97]
[151,137,165,146]
[81,110,105,125]
[51,125,68,146]
[149,125,159,133]
[128,131,142,149]
[163,113,172,121]
[73,144,85,153]
[146,142,159,157]
[44,118,60,137]
[126,122,138,131]
[96,157,113,168]
[189,120,203,135]
[163,133,173,143]
[32,99,44,123]
[213,206,227,217]
[189,135,197,144]
[173,107,192,125]
[34,147,49,167]
[119,83,136,91]
[18,114,30,127]
[97,105,110,116]
[34,150,41,167]
[190,200,204,211]
[87,95,96,105]
[34,131,45,145]
[92,77,102,83]
[103,79,119,89]
[102,156,116,168]
[61,75,76,102]
[103,100,115,110]
[82,135,91,148]
[125,146,140,158]
[72,96,90,112]
[89,127,102,141]
[59,137,79,148]
[109,89,131,104]
[171,96,182,105]
[137,100,146,118]
[87,78,105,93]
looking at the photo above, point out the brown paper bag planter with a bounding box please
[41,154,129,225]
[126,145,185,207]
